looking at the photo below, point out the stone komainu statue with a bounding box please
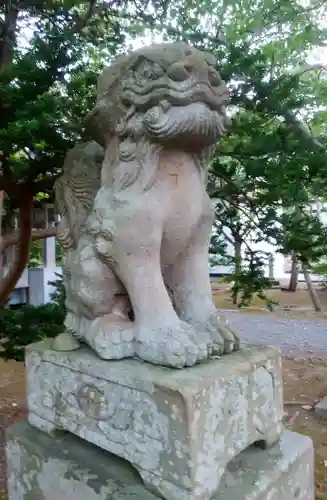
[54,42,240,368]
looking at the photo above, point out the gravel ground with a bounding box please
[222,310,327,357]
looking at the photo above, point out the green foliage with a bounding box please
[0,0,165,305]
[0,304,64,361]
[164,0,327,306]
[312,262,327,277]
[0,274,66,362]
[56,239,63,265]
[0,0,164,200]
[224,251,278,309]
[48,273,66,310]
[28,241,43,268]
[0,2,119,197]
[311,261,327,289]
[279,208,327,264]
[2,0,327,310]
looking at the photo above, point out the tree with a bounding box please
[155,0,327,307]
[0,0,169,306]
[208,160,273,306]
[3,0,327,309]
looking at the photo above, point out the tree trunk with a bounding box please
[0,191,4,274]
[302,264,322,312]
[288,253,298,292]
[233,238,242,305]
[0,193,33,307]
[0,3,18,73]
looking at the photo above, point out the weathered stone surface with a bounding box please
[26,340,283,500]
[6,422,314,500]
[54,42,240,369]
[53,141,104,351]
[314,394,327,419]
[6,421,157,500]
[218,428,315,500]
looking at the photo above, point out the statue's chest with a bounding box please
[159,151,212,222]
[159,150,205,196]
[158,152,213,260]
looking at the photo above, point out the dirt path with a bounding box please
[0,359,26,495]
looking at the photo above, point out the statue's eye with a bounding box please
[167,62,190,81]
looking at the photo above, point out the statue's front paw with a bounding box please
[84,314,134,360]
[135,320,209,368]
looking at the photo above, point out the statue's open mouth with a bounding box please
[143,100,229,145]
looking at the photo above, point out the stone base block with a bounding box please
[6,422,315,500]
[26,340,284,500]
[314,394,327,419]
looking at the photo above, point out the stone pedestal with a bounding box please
[25,340,283,500]
[6,422,314,500]
[315,394,327,419]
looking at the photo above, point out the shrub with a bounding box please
[0,273,67,361]
[0,303,65,361]
[48,272,66,310]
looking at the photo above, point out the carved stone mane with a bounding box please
[54,141,104,252]
[85,42,229,193]
[55,42,240,369]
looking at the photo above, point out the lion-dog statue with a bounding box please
[54,42,240,368]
